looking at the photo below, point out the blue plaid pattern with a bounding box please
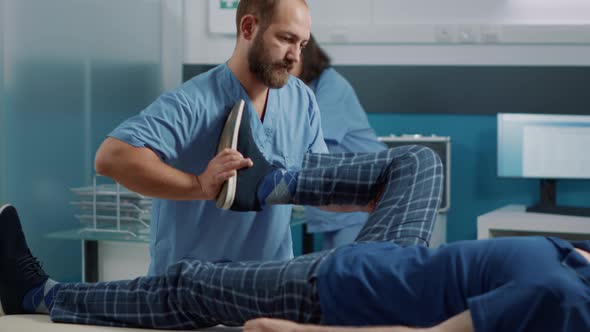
[296,145,443,246]
[50,145,442,328]
[52,251,331,329]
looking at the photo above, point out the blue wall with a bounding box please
[366,112,590,242]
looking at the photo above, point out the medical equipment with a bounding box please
[379,135,451,212]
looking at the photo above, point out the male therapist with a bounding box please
[94,0,327,275]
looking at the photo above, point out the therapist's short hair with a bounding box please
[299,34,332,84]
[236,0,279,36]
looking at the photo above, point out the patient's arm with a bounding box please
[429,310,473,332]
[243,310,474,332]
[243,318,422,332]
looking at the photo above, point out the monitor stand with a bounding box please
[526,179,590,217]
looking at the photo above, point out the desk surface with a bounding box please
[478,204,590,239]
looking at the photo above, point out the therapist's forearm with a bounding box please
[95,137,204,200]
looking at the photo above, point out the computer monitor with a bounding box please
[497,113,590,216]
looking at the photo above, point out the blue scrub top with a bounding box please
[304,68,387,233]
[109,63,328,275]
[317,237,590,330]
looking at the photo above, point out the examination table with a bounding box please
[0,315,242,331]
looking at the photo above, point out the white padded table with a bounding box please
[0,315,242,331]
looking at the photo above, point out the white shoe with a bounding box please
[215,99,245,209]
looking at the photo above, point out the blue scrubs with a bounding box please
[304,68,386,246]
[109,63,328,275]
[317,236,590,330]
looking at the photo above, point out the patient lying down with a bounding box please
[2,147,590,331]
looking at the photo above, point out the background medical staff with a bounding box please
[292,35,387,250]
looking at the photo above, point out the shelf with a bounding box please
[46,227,150,243]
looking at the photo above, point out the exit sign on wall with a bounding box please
[220,0,239,9]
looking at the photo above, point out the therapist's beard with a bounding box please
[248,36,293,88]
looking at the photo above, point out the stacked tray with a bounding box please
[70,176,152,237]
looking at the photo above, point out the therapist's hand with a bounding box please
[196,148,253,200]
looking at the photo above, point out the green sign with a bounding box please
[220,0,239,9]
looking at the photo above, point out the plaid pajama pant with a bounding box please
[51,145,443,329]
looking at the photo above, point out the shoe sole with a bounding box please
[216,100,245,209]
[0,204,11,216]
[0,203,11,315]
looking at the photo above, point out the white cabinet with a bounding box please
[477,205,590,241]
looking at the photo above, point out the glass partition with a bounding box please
[0,0,179,281]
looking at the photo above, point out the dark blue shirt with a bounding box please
[317,237,590,330]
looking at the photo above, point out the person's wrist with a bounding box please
[192,174,207,200]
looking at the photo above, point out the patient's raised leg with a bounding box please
[241,146,444,247]
[223,104,443,246]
